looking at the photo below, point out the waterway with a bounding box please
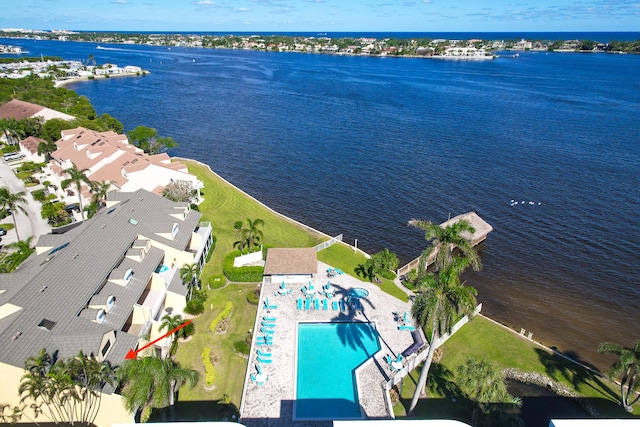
[3,36,639,371]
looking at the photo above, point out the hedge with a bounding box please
[201,347,216,388]
[208,274,226,289]
[210,301,233,333]
[223,250,264,282]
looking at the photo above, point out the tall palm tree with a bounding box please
[117,356,198,422]
[408,256,478,414]
[598,341,640,412]
[0,187,28,241]
[408,218,481,273]
[61,163,91,220]
[179,263,200,300]
[234,218,264,253]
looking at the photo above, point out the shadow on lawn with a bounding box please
[148,398,240,423]
[535,348,619,402]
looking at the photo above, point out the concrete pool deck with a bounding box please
[240,261,417,427]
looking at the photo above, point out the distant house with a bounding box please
[515,39,533,50]
[0,98,75,122]
[46,127,204,210]
[18,135,47,163]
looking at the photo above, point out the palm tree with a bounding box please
[160,314,189,356]
[117,356,198,422]
[179,263,200,300]
[234,218,264,253]
[598,341,640,412]
[19,349,115,427]
[61,163,91,220]
[408,257,478,414]
[0,187,28,241]
[408,218,481,273]
[67,351,116,426]
[457,357,522,426]
[90,180,111,211]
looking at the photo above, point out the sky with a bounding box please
[2,0,640,33]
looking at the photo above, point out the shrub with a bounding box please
[183,321,195,337]
[209,301,233,333]
[247,287,260,305]
[208,274,226,289]
[223,250,264,282]
[185,298,205,315]
[234,340,250,356]
[201,347,215,388]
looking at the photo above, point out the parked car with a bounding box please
[3,152,25,161]
[0,228,6,236]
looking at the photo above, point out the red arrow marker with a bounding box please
[125,320,192,360]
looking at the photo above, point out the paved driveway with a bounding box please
[0,158,51,247]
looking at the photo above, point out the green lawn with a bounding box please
[173,283,258,421]
[396,315,640,420]
[183,160,325,282]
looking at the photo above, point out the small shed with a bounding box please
[263,248,317,284]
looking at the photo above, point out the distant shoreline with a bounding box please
[54,70,150,87]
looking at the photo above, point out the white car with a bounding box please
[3,152,25,161]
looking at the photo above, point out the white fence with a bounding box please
[313,234,343,252]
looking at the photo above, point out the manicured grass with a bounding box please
[173,283,258,420]
[318,243,409,302]
[183,160,326,282]
[396,315,639,419]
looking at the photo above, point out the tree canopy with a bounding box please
[126,125,178,155]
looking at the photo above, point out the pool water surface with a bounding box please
[295,322,380,420]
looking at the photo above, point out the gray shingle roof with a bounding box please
[0,189,201,368]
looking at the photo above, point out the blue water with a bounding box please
[2,37,639,371]
[296,322,380,419]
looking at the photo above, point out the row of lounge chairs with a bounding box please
[296,297,350,312]
[252,313,277,386]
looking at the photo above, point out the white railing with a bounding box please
[313,234,343,252]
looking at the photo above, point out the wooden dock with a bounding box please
[397,211,493,277]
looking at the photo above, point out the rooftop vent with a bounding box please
[11,331,22,341]
[38,319,56,331]
[39,285,48,293]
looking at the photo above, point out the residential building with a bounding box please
[0,98,75,122]
[45,126,203,209]
[0,189,213,426]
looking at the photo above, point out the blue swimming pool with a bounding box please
[295,322,380,420]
